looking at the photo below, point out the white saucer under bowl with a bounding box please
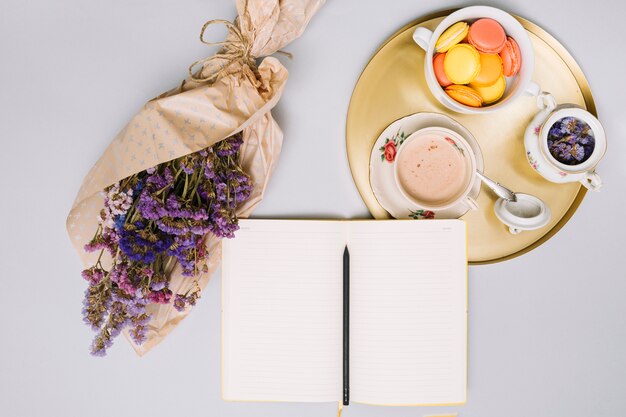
[369,112,484,219]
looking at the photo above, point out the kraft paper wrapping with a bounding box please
[66,0,325,355]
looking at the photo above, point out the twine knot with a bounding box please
[188,18,293,85]
[188,19,256,84]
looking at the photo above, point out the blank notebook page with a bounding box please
[348,220,467,405]
[222,220,344,402]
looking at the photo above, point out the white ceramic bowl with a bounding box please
[413,5,539,114]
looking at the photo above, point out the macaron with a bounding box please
[445,84,483,107]
[470,75,506,104]
[443,43,481,85]
[473,53,503,86]
[500,36,522,76]
[433,53,452,87]
[468,18,507,54]
[435,21,469,53]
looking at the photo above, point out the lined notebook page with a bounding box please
[348,220,467,405]
[222,220,344,402]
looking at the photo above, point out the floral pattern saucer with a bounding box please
[369,112,484,219]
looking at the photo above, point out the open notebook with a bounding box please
[222,219,467,407]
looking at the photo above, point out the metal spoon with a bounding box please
[476,171,517,202]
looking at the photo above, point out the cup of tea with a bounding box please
[394,127,478,211]
[412,6,539,114]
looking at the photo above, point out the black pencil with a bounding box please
[343,245,350,406]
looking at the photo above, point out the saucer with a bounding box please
[369,112,484,219]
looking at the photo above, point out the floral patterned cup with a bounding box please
[393,127,479,211]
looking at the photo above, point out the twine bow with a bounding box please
[188,18,293,84]
[188,19,255,83]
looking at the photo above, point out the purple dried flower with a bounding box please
[147,289,172,304]
[173,294,186,312]
[547,116,595,166]
[81,267,105,285]
[81,132,252,355]
[146,167,174,189]
[89,300,127,357]
[129,323,148,345]
[82,281,111,331]
[173,289,201,312]
[150,281,166,291]
[215,132,244,156]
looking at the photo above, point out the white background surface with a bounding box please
[1,0,626,416]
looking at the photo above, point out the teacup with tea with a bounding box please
[394,127,478,211]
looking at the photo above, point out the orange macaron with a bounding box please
[473,53,503,86]
[468,18,507,54]
[433,53,453,87]
[500,36,522,76]
[444,85,483,107]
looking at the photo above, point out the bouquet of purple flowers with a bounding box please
[67,0,324,356]
[82,134,251,355]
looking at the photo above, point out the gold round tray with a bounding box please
[346,10,596,265]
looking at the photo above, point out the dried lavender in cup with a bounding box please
[547,116,595,165]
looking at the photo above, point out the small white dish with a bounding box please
[494,193,551,234]
[369,112,483,219]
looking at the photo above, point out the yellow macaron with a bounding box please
[443,43,481,85]
[445,84,483,107]
[470,75,506,104]
[435,22,469,53]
